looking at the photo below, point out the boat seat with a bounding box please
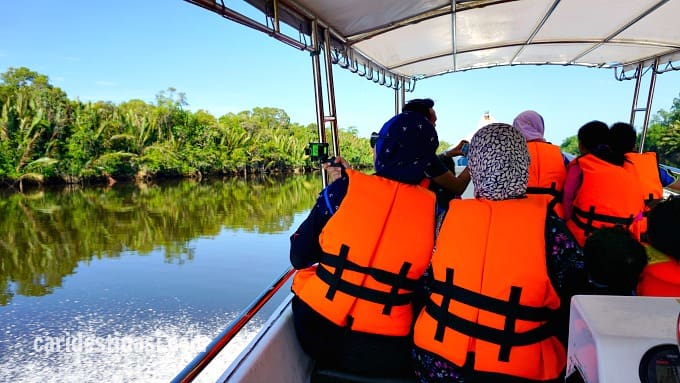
[311,366,418,383]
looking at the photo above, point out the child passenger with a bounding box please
[582,226,647,296]
[636,198,680,297]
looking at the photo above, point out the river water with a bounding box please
[0,174,322,383]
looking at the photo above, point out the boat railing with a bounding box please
[171,266,296,383]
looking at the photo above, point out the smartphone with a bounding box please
[461,142,470,156]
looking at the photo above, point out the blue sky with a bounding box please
[2,0,679,146]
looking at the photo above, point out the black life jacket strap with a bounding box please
[526,183,562,215]
[425,298,555,361]
[427,267,556,362]
[323,244,351,301]
[526,182,561,198]
[318,244,419,315]
[383,262,412,315]
[434,268,455,342]
[429,274,555,322]
[643,193,663,212]
[320,251,419,291]
[316,264,413,311]
[572,206,634,235]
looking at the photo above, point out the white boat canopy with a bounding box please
[187,0,680,88]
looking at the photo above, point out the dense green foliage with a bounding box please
[559,94,680,168]
[643,96,680,167]
[0,67,377,187]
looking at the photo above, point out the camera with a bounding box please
[305,142,343,168]
[305,142,330,163]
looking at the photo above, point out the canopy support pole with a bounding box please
[629,59,659,152]
[311,20,339,188]
[640,58,659,152]
[323,28,340,161]
[393,77,406,115]
[629,62,643,127]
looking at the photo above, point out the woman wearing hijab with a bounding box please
[289,108,442,378]
[513,110,568,215]
[412,123,584,383]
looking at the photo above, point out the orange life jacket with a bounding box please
[292,169,436,336]
[623,152,663,239]
[567,154,645,246]
[526,142,567,218]
[413,196,565,381]
[623,152,663,205]
[637,245,680,297]
[526,141,566,196]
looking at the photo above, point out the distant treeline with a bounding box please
[0,67,382,188]
[4,66,676,189]
[559,94,680,168]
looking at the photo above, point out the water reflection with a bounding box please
[0,173,322,382]
[0,174,321,305]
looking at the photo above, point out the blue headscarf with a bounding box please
[374,111,440,184]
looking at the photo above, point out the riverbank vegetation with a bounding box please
[0,67,383,188]
[3,66,677,190]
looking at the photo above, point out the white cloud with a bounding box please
[95,80,116,87]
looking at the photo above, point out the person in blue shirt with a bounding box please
[290,103,451,378]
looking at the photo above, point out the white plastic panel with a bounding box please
[581,44,673,67]
[453,0,554,52]
[615,0,680,47]
[515,43,593,65]
[354,16,453,70]
[294,0,450,36]
[535,0,660,42]
[567,295,680,383]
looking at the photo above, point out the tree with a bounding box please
[560,135,579,156]
[0,67,51,89]
[648,93,680,167]
[2,67,481,183]
[0,67,70,178]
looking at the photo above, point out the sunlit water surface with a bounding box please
[0,176,318,382]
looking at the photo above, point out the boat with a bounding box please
[172,1,680,382]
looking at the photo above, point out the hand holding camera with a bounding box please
[305,142,345,168]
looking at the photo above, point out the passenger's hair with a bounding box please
[402,98,435,119]
[583,226,647,294]
[610,122,637,154]
[647,198,680,261]
[577,120,624,165]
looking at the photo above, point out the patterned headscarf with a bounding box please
[374,111,439,184]
[468,123,530,200]
[513,110,545,142]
